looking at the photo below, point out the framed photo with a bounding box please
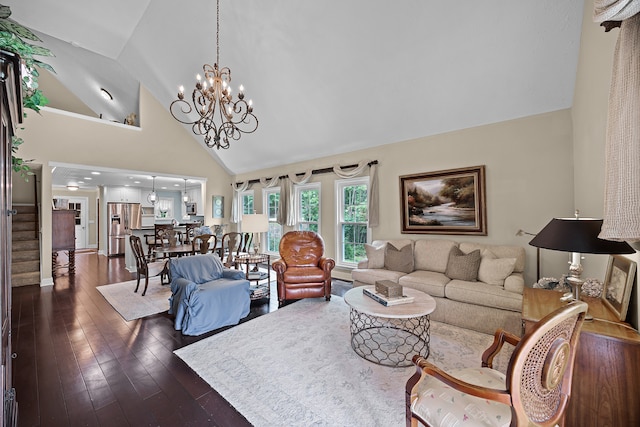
[400,165,486,235]
[602,255,637,321]
[212,195,224,218]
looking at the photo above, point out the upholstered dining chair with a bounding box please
[406,300,588,427]
[129,235,168,296]
[272,231,335,307]
[192,234,217,255]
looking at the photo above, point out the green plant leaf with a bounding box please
[0,18,41,42]
[33,59,55,73]
[28,44,54,57]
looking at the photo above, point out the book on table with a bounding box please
[363,287,415,306]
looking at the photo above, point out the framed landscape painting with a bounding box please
[602,255,636,321]
[400,165,486,235]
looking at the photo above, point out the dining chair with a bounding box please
[406,300,588,427]
[129,235,168,296]
[220,232,245,267]
[146,224,174,260]
[192,234,217,255]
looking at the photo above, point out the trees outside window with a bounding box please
[336,177,369,267]
[296,183,320,233]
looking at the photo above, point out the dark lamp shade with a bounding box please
[529,218,635,254]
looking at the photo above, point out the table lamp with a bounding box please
[528,210,634,301]
[242,213,269,254]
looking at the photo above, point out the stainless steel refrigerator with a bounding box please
[108,203,142,256]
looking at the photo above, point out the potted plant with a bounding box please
[0,3,54,179]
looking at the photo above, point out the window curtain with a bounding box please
[231,181,249,224]
[594,1,640,242]
[277,169,313,227]
[333,160,379,228]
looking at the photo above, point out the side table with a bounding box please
[234,253,270,300]
[522,287,640,427]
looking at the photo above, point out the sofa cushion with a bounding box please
[478,250,517,287]
[413,239,458,273]
[459,242,526,273]
[351,268,406,286]
[385,244,414,273]
[445,247,481,281]
[504,273,525,294]
[445,279,523,312]
[399,270,450,298]
[364,242,386,269]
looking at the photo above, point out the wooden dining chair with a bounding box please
[129,235,168,296]
[146,224,174,260]
[192,234,217,255]
[220,232,245,267]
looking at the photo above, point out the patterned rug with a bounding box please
[175,296,512,427]
[97,276,171,321]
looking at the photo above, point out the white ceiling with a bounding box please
[8,0,585,178]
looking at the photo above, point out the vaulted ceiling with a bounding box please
[8,0,585,177]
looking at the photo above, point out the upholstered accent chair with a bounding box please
[272,231,335,307]
[406,300,588,427]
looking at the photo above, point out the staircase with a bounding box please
[11,205,41,287]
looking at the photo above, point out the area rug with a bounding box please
[175,296,512,427]
[97,276,171,321]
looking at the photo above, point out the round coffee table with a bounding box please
[344,286,436,367]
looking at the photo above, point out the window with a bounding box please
[263,187,282,254]
[295,183,320,233]
[336,177,369,267]
[241,191,254,215]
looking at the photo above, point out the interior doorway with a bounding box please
[66,197,88,249]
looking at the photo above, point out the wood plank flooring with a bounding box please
[11,251,350,426]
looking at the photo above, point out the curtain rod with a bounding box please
[237,160,378,186]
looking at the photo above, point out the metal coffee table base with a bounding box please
[349,308,430,367]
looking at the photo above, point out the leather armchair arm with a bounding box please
[272,259,287,275]
[318,257,335,273]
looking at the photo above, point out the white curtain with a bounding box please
[231,181,249,224]
[277,177,289,226]
[594,1,640,242]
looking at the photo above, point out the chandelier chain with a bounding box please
[216,0,219,66]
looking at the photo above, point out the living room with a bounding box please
[5,0,640,425]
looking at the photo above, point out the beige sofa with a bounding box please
[351,239,526,336]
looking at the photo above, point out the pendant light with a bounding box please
[183,178,189,203]
[148,176,157,205]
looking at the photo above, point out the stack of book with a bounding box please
[363,287,414,306]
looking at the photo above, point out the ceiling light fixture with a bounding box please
[100,88,113,101]
[169,0,258,150]
[148,176,157,205]
[183,179,189,203]
[67,183,79,191]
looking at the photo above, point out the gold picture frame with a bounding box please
[400,165,486,235]
[602,255,637,321]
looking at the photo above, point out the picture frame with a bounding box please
[602,255,637,321]
[400,165,486,235]
[212,195,224,218]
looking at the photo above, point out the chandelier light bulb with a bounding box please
[196,74,201,81]
[179,85,184,94]
[239,85,244,93]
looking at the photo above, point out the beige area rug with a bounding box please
[175,296,512,427]
[97,276,171,321]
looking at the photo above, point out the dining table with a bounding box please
[155,243,195,259]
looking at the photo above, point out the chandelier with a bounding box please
[170,0,258,149]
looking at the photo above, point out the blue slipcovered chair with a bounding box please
[168,254,251,336]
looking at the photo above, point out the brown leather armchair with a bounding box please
[272,231,335,307]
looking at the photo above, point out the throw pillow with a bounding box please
[384,244,414,273]
[478,250,517,286]
[445,247,481,281]
[365,243,386,269]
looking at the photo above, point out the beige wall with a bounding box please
[15,85,233,284]
[236,110,575,284]
[572,0,640,327]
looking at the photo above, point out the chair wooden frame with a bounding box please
[406,300,588,427]
[191,234,217,255]
[129,235,168,296]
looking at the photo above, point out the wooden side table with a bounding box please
[522,287,640,426]
[234,253,270,300]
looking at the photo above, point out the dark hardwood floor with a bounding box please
[11,251,351,426]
